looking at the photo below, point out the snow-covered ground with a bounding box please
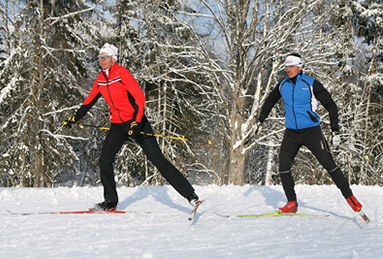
[1,184,381,258]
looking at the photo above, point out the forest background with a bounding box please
[0,0,382,188]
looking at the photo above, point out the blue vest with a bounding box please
[279,72,321,130]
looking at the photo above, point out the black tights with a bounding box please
[279,126,352,202]
[99,115,195,203]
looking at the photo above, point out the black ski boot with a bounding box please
[89,201,117,211]
[187,192,199,207]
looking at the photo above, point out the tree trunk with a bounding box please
[33,142,43,187]
[265,142,275,186]
[32,0,45,187]
[228,147,246,185]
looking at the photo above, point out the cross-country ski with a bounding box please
[215,211,329,218]
[188,199,205,221]
[357,209,370,223]
[7,210,128,215]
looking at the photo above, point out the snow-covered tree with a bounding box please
[1,0,381,188]
[336,0,383,185]
[176,0,345,185]
[0,0,104,186]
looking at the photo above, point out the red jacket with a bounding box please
[76,63,145,123]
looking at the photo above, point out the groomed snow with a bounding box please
[1,184,381,258]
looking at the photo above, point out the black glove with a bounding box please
[128,120,140,138]
[62,116,77,128]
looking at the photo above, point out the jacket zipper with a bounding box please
[103,69,124,122]
[292,82,298,129]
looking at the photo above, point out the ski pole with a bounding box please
[74,123,110,130]
[340,145,369,160]
[73,123,212,144]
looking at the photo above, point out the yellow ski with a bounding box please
[215,211,329,218]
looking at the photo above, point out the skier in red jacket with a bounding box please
[63,43,199,211]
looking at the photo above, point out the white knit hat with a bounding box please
[285,55,303,67]
[99,43,118,61]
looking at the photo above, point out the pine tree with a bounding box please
[0,0,102,186]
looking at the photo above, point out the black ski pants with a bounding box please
[279,126,353,202]
[99,115,195,203]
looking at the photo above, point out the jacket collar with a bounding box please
[101,62,119,78]
[286,70,304,84]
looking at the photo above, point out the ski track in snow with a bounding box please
[0,185,382,259]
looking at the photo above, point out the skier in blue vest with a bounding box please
[258,53,363,213]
